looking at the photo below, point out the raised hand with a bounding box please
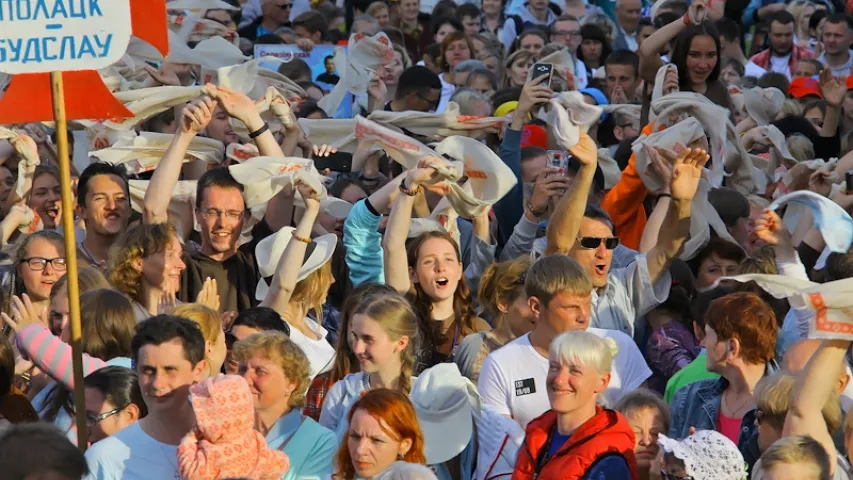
[406,156,441,188]
[568,131,598,168]
[195,278,220,312]
[528,167,571,217]
[647,145,675,194]
[143,64,182,87]
[669,148,709,201]
[808,166,835,197]
[296,179,322,209]
[685,0,708,24]
[662,67,679,96]
[516,75,554,117]
[203,84,258,126]
[157,289,178,315]
[0,294,47,333]
[181,97,217,135]
[819,69,847,108]
[753,208,792,249]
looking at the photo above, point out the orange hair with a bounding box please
[334,389,426,479]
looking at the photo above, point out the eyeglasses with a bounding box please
[553,30,582,38]
[22,257,67,271]
[200,209,246,221]
[279,2,293,9]
[86,407,123,427]
[578,237,619,250]
[415,92,440,109]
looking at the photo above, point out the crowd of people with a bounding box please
[4,0,853,478]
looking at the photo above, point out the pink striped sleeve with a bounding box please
[16,324,107,391]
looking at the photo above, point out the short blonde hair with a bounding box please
[787,134,815,163]
[754,374,842,434]
[758,435,829,480]
[172,303,222,344]
[232,331,311,409]
[525,255,593,306]
[549,331,618,374]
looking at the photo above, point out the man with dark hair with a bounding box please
[604,50,641,103]
[819,13,853,77]
[458,3,481,37]
[85,316,207,479]
[277,57,312,83]
[237,0,293,42]
[0,423,89,479]
[715,18,767,79]
[76,162,131,267]
[223,306,291,373]
[292,10,328,51]
[386,66,442,112]
[550,14,589,89]
[749,10,815,79]
[499,0,558,50]
[316,55,339,85]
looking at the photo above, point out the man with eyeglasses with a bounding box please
[237,0,294,42]
[544,134,708,339]
[549,15,589,89]
[385,66,443,113]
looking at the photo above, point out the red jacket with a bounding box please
[512,407,639,480]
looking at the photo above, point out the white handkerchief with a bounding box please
[770,190,853,253]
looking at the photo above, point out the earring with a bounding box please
[397,453,404,460]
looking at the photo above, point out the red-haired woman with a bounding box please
[334,389,427,479]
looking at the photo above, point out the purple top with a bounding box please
[646,322,700,393]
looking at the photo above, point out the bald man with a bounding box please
[783,339,853,410]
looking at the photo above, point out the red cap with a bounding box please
[788,77,823,99]
[521,124,548,150]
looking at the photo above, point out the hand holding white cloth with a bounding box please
[770,190,853,253]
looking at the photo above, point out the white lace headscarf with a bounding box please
[658,431,748,480]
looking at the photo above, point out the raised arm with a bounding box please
[545,132,597,255]
[382,160,440,293]
[261,181,322,316]
[638,146,674,253]
[645,148,709,284]
[818,69,845,138]
[204,85,285,157]
[144,96,215,225]
[785,340,849,475]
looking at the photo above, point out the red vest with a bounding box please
[512,407,639,480]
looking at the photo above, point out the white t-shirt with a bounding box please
[769,54,792,79]
[478,329,652,429]
[288,317,336,380]
[85,423,180,480]
[438,73,455,114]
[745,60,767,78]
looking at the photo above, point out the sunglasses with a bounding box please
[279,2,293,9]
[578,237,619,250]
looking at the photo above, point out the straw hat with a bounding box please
[254,228,338,300]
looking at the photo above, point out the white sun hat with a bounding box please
[657,431,747,480]
[254,227,338,301]
[744,86,785,126]
[410,363,481,465]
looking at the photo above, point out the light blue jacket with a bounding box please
[266,409,337,480]
[318,372,368,442]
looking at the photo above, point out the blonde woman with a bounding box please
[366,1,390,27]
[755,435,833,480]
[788,0,816,49]
[318,292,418,441]
[455,256,534,383]
[172,303,226,378]
[233,331,337,480]
[503,50,535,88]
[513,331,638,478]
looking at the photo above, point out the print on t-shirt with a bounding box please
[515,378,536,396]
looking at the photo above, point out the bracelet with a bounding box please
[399,179,420,196]
[248,122,270,139]
[658,192,672,199]
[527,201,546,218]
[293,234,311,244]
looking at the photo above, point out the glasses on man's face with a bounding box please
[553,30,582,39]
[279,2,293,9]
[86,407,123,427]
[200,208,246,221]
[22,257,67,272]
[415,92,440,110]
[578,237,619,250]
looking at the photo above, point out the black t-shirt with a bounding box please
[316,73,340,85]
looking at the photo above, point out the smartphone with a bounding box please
[846,171,853,192]
[547,150,571,176]
[313,151,353,173]
[531,62,554,88]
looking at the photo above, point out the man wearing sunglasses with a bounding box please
[385,66,443,113]
[238,0,294,42]
[545,133,709,339]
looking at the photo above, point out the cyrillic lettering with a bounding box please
[69,0,85,19]
[32,0,49,19]
[0,41,7,63]
[51,0,68,19]
[7,39,22,62]
[0,0,12,22]
[58,36,74,60]
[22,38,41,63]
[15,0,31,20]
[42,36,57,61]
[87,0,101,17]
[94,33,110,57]
[76,35,95,59]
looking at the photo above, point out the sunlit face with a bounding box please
[136,339,205,414]
[0,166,13,204]
[721,64,742,87]
[239,354,297,411]
[435,23,458,44]
[347,409,413,479]
[383,51,406,87]
[756,410,783,452]
[696,253,739,289]
[532,291,592,333]
[204,105,239,146]
[580,39,603,63]
[18,237,65,302]
[520,34,544,56]
[400,0,419,22]
[509,57,533,87]
[78,174,131,238]
[769,21,794,56]
[48,294,69,335]
[547,355,608,414]
[224,324,261,374]
[793,60,818,78]
[374,7,389,27]
[410,237,463,302]
[805,106,824,131]
[85,387,138,443]
[605,63,639,101]
[445,39,471,70]
[504,291,536,338]
[29,173,61,229]
[197,186,246,257]
[568,217,614,289]
[625,407,665,470]
[351,314,408,373]
[703,325,730,373]
[761,463,824,480]
[139,235,186,294]
[685,35,718,88]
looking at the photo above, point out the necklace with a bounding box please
[723,389,752,417]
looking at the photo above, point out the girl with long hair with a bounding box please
[319,292,418,440]
[503,49,535,88]
[334,389,427,479]
[382,162,489,374]
[2,230,66,317]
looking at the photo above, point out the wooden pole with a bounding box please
[49,71,88,451]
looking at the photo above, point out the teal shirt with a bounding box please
[664,353,720,404]
[266,408,337,480]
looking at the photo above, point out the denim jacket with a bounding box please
[669,360,779,453]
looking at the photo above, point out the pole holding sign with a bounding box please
[0,0,170,451]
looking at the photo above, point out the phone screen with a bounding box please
[531,63,553,88]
